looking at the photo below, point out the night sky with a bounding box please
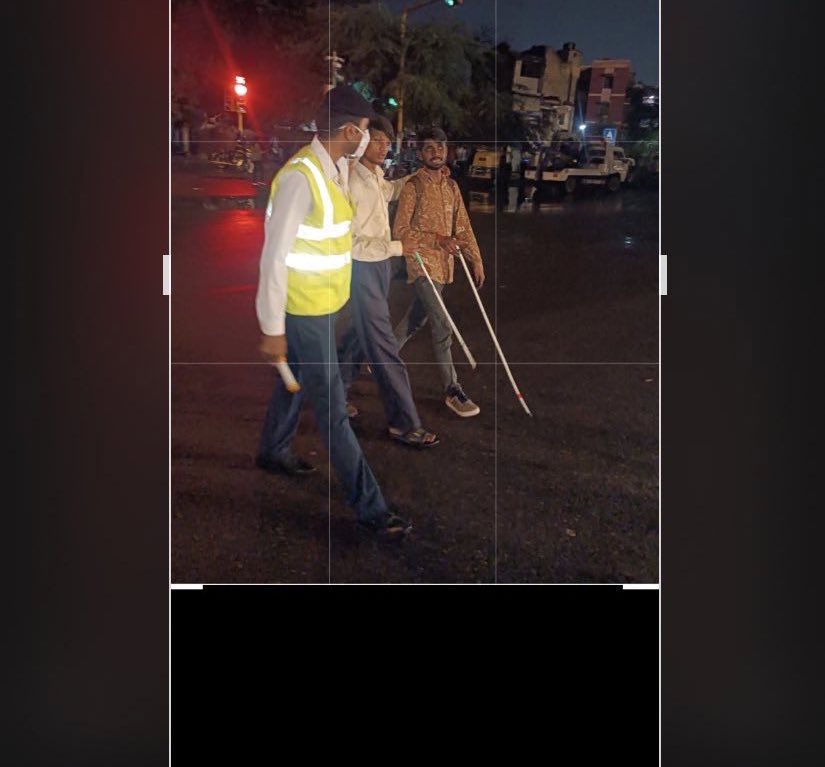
[378,0,659,85]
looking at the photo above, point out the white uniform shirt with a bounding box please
[349,161,407,262]
[255,136,350,336]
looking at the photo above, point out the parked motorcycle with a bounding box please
[208,142,254,174]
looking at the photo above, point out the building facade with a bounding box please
[511,42,583,139]
[578,58,633,130]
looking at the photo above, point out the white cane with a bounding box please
[456,248,533,416]
[412,252,476,370]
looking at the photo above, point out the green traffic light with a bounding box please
[444,0,455,5]
[388,97,398,107]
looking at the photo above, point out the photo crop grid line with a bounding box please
[494,0,498,583]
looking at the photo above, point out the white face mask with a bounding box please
[349,124,370,159]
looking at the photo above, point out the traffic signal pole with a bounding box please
[394,0,463,155]
[395,7,409,156]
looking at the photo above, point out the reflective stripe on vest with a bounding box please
[289,157,352,240]
[285,251,351,271]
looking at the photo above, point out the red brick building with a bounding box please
[578,58,632,129]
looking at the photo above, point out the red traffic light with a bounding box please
[234,76,247,97]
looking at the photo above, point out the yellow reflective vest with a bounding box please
[266,144,353,316]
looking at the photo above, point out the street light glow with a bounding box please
[579,124,586,132]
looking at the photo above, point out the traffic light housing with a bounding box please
[233,76,247,113]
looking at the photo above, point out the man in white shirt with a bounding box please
[338,116,439,449]
[255,87,411,537]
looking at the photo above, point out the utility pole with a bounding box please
[324,50,345,94]
[395,6,409,156]
[394,0,464,155]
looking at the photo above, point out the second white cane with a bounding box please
[456,248,532,416]
[413,251,476,370]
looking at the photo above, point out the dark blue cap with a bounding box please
[320,85,376,119]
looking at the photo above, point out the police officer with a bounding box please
[255,86,411,536]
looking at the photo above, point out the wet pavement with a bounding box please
[171,181,659,583]
[171,168,265,210]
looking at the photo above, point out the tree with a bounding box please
[456,35,527,143]
[170,0,527,142]
[325,4,480,136]
[625,82,659,142]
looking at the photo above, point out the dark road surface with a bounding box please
[171,186,659,583]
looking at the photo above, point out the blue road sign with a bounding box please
[602,128,617,144]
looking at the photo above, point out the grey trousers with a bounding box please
[394,277,459,393]
[338,259,422,434]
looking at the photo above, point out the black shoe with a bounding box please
[255,454,317,476]
[357,510,413,537]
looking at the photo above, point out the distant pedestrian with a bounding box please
[496,150,511,211]
[249,139,264,182]
[517,149,529,207]
[270,136,283,166]
[510,146,522,174]
[455,143,468,178]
